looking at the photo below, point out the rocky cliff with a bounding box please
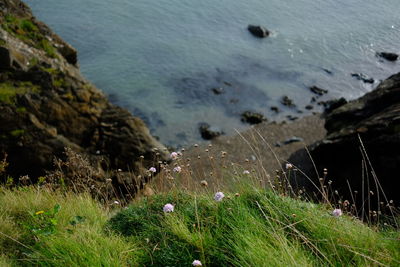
[0,0,168,189]
[289,73,400,210]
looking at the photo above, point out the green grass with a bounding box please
[0,187,139,266]
[0,82,40,104]
[0,185,398,266]
[108,186,400,266]
[1,15,57,58]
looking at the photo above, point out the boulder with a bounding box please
[241,111,267,124]
[376,52,398,62]
[281,95,296,108]
[309,86,328,96]
[351,73,374,84]
[198,123,224,140]
[247,25,270,38]
[288,73,400,209]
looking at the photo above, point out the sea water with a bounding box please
[25,0,400,146]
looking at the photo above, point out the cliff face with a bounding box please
[0,0,168,184]
[289,73,400,208]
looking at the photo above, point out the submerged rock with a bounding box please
[199,123,224,140]
[247,25,270,38]
[351,73,374,84]
[281,95,296,108]
[309,86,328,96]
[241,111,267,125]
[376,52,398,62]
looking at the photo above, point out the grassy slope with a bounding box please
[0,185,398,266]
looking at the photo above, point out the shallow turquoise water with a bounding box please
[25,0,400,146]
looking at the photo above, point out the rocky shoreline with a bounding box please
[1,0,399,207]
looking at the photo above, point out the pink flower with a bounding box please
[214,192,225,202]
[173,166,182,173]
[163,203,174,213]
[332,208,342,217]
[170,152,178,160]
[192,260,202,266]
[149,167,157,173]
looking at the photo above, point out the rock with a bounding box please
[247,25,270,38]
[282,136,304,145]
[199,123,224,140]
[309,86,328,96]
[270,106,280,113]
[211,87,224,95]
[317,97,347,113]
[323,68,333,75]
[241,111,267,124]
[0,0,168,196]
[305,105,314,110]
[0,46,11,69]
[351,73,374,84]
[281,95,296,108]
[288,72,400,209]
[286,115,298,121]
[376,52,398,62]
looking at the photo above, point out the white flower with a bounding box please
[285,163,293,170]
[173,166,182,173]
[149,167,157,173]
[192,260,202,266]
[214,192,225,202]
[163,203,174,213]
[243,170,250,174]
[170,152,178,160]
[332,208,342,217]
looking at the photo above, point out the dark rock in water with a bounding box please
[247,25,270,38]
[270,106,280,113]
[211,87,225,95]
[309,86,328,96]
[323,68,333,75]
[376,52,398,62]
[283,136,304,145]
[310,97,317,103]
[286,115,298,121]
[318,97,347,113]
[281,95,296,108]
[305,105,314,110]
[241,111,267,125]
[199,123,224,140]
[351,73,374,84]
[288,72,400,210]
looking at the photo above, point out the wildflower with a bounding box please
[332,208,342,217]
[35,210,44,215]
[243,170,250,174]
[192,260,202,266]
[170,152,178,160]
[163,203,174,213]
[149,167,156,173]
[200,180,208,187]
[214,192,225,202]
[285,163,293,170]
[113,200,120,205]
[173,166,182,173]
